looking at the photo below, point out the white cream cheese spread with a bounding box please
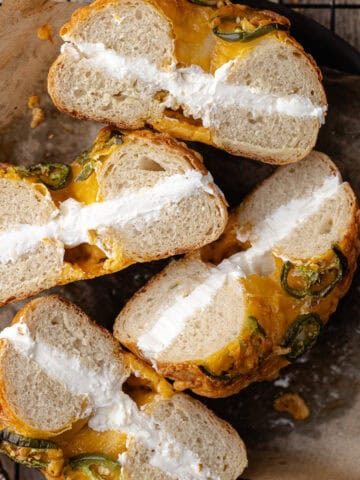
[137,175,341,359]
[0,170,214,264]
[0,323,218,480]
[138,267,230,357]
[61,40,326,125]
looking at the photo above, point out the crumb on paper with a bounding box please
[269,417,294,429]
[274,393,310,421]
[37,24,53,43]
[31,107,45,129]
[28,95,39,109]
[28,96,45,128]
[274,374,291,388]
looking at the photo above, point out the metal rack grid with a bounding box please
[49,0,360,38]
[0,0,359,44]
[57,0,360,48]
[277,0,360,35]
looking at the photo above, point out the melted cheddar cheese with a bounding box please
[55,130,127,281]
[52,127,124,205]
[152,0,289,72]
[124,352,174,400]
[145,0,290,143]
[51,357,173,477]
[1,353,174,479]
[55,428,127,459]
[152,110,212,145]
[51,162,100,206]
[197,244,350,386]
[0,128,131,284]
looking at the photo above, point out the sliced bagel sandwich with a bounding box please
[0,295,247,479]
[114,151,360,397]
[0,127,227,306]
[48,0,327,165]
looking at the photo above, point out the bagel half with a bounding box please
[0,295,246,479]
[114,151,360,397]
[48,0,327,165]
[0,127,227,306]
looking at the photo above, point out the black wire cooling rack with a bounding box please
[0,0,359,59]
[0,0,355,39]
[278,0,360,35]
[56,0,360,53]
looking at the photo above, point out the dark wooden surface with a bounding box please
[0,1,359,479]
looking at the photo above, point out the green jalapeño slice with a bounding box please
[0,430,62,471]
[281,246,348,299]
[283,313,323,361]
[188,0,219,6]
[212,15,289,42]
[67,454,122,480]
[15,163,71,190]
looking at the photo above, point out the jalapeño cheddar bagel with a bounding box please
[48,0,327,165]
[0,295,246,479]
[114,151,359,397]
[0,128,227,306]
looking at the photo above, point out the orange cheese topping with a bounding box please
[55,427,127,459]
[0,129,128,283]
[55,130,125,281]
[199,240,348,380]
[152,0,289,72]
[37,23,53,43]
[274,392,310,420]
[145,0,290,142]
[2,352,174,479]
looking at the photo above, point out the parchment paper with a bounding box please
[0,2,359,479]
